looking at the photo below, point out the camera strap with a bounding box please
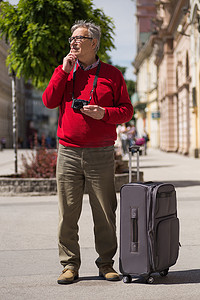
[72,61,101,102]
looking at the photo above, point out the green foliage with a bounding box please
[0,0,115,89]
[89,7,115,62]
[126,79,135,99]
[21,135,57,178]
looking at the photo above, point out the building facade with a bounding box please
[133,37,160,147]
[155,0,192,155]
[0,39,57,149]
[133,0,200,157]
[190,0,200,157]
[133,0,159,146]
[0,39,26,148]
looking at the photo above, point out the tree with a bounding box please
[126,79,135,99]
[0,0,115,89]
[0,0,115,174]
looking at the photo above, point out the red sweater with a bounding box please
[42,61,133,148]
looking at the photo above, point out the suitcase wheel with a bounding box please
[159,268,169,277]
[123,275,132,283]
[146,276,154,284]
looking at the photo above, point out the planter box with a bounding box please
[0,178,57,196]
[114,171,143,192]
[0,171,143,196]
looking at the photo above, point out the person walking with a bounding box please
[126,122,136,149]
[118,123,128,156]
[42,20,133,284]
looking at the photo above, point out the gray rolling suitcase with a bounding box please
[119,145,180,284]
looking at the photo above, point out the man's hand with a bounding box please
[80,105,105,120]
[62,52,77,73]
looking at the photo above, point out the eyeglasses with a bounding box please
[68,35,93,44]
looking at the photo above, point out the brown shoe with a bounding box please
[99,265,120,281]
[57,268,79,284]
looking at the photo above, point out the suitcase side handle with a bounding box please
[131,208,138,252]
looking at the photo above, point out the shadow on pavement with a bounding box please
[66,269,200,285]
[76,276,104,282]
[131,180,200,188]
[124,179,200,188]
[140,165,174,169]
[163,180,200,188]
[131,269,200,285]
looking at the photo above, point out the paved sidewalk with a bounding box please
[0,149,37,176]
[0,148,200,299]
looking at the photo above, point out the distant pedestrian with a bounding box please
[118,123,128,155]
[1,137,6,149]
[42,20,133,284]
[142,129,150,155]
[126,122,136,148]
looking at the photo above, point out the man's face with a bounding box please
[70,27,96,60]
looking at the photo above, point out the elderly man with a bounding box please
[42,20,133,284]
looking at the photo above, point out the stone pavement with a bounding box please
[0,148,200,299]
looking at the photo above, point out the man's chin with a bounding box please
[71,49,79,55]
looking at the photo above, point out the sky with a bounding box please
[8,0,137,80]
[92,0,137,80]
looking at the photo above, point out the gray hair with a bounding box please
[71,20,101,53]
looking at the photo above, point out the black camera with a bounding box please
[72,99,89,110]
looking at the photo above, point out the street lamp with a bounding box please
[10,69,18,174]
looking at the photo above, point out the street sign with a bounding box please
[152,112,160,119]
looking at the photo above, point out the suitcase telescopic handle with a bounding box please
[128,145,140,183]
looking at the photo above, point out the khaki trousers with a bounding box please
[56,144,117,271]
